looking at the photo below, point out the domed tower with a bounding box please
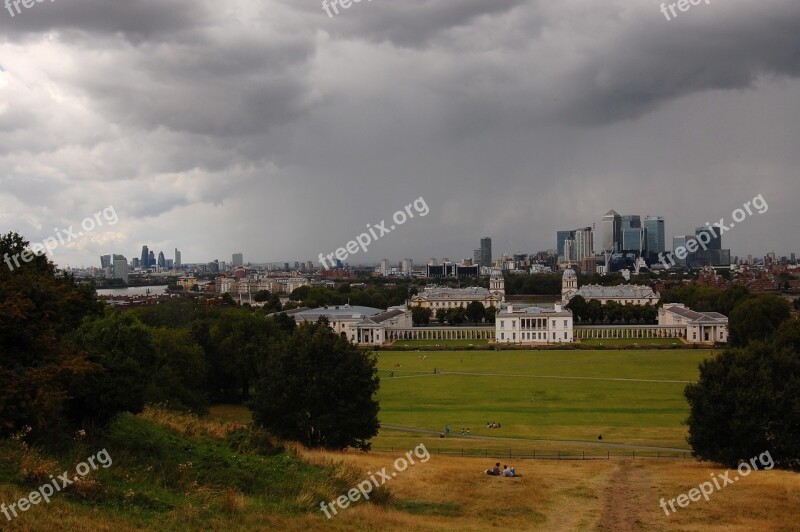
[489,268,505,300]
[562,268,578,304]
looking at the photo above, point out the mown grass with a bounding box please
[374,349,711,450]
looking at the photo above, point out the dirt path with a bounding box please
[596,461,649,531]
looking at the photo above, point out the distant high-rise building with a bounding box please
[140,245,150,268]
[112,254,128,283]
[792,253,797,263]
[131,257,140,269]
[380,259,389,276]
[402,258,413,275]
[294,261,300,270]
[480,237,492,268]
[174,248,181,268]
[621,215,641,231]
[644,216,665,257]
[557,230,576,261]
[574,227,594,261]
[473,249,481,265]
[232,253,244,267]
[284,262,290,271]
[100,254,111,269]
[157,251,166,268]
[306,260,313,271]
[166,259,174,269]
[149,251,155,267]
[671,235,688,267]
[695,227,722,250]
[622,228,645,252]
[602,210,622,252]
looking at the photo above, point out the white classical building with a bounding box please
[288,304,412,346]
[411,285,502,311]
[658,303,728,344]
[495,303,574,344]
[561,268,659,306]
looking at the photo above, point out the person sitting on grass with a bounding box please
[503,466,521,477]
[485,462,502,476]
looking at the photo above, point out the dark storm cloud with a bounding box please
[558,2,800,125]
[0,0,211,42]
[0,0,798,266]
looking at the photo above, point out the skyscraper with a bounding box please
[695,227,722,250]
[480,237,492,268]
[112,254,128,283]
[644,216,665,257]
[232,253,244,267]
[574,227,594,261]
[149,250,156,267]
[557,230,576,261]
[157,251,166,268]
[620,215,641,231]
[174,248,181,268]
[100,254,111,269]
[140,245,150,268]
[602,210,621,252]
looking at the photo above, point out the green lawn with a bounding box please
[374,349,712,451]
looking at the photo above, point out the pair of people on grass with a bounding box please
[484,463,519,477]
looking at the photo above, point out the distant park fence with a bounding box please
[370,447,694,461]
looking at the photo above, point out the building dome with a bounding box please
[490,268,504,279]
[563,268,577,278]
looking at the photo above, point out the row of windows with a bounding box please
[499,319,569,328]
[499,331,570,341]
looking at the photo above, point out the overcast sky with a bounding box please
[1,0,799,268]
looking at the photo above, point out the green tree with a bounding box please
[146,328,209,413]
[249,319,380,450]
[448,306,466,325]
[72,313,160,426]
[465,301,486,324]
[435,308,449,323]
[484,306,497,324]
[411,306,432,326]
[565,295,589,323]
[728,295,791,347]
[0,233,102,438]
[685,342,800,470]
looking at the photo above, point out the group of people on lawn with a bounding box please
[484,462,520,477]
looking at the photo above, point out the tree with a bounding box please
[566,295,589,323]
[728,295,791,347]
[435,308,449,323]
[71,313,160,426]
[0,233,102,438]
[484,306,497,324]
[448,307,466,325]
[254,290,271,302]
[249,319,380,450]
[411,306,432,326]
[465,301,486,324]
[685,342,800,470]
